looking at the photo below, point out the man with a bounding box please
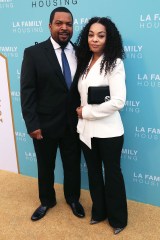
[20,7,84,221]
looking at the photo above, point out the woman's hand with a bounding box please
[76,106,83,119]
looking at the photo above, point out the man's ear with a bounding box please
[49,23,51,31]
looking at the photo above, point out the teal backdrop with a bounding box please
[0,0,160,206]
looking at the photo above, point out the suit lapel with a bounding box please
[42,39,68,89]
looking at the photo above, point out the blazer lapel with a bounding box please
[42,39,68,89]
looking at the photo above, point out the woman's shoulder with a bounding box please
[113,58,125,71]
[106,58,125,78]
[115,58,124,65]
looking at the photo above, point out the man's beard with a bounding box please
[58,31,71,48]
[58,40,69,48]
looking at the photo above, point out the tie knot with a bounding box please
[61,46,66,51]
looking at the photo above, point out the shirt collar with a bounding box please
[50,36,73,50]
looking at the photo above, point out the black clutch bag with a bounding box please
[88,86,110,104]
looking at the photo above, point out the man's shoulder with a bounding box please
[25,39,51,52]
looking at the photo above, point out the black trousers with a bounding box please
[33,127,81,207]
[81,135,128,228]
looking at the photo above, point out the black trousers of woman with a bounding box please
[81,135,128,228]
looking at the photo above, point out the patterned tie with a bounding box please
[61,47,72,89]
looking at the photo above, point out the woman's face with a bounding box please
[88,23,107,55]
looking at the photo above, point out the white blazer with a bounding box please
[77,55,126,149]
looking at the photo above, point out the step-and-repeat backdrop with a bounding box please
[0,0,160,207]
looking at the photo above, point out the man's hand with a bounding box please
[29,129,43,140]
[76,106,83,119]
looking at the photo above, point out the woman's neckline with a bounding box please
[84,54,103,78]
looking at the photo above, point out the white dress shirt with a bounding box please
[50,36,77,80]
[77,55,126,149]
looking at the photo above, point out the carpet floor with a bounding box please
[0,170,160,240]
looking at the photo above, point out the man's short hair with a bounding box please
[49,7,73,24]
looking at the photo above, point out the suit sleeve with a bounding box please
[20,48,40,133]
[82,59,126,120]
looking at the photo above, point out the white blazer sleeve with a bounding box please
[82,59,126,120]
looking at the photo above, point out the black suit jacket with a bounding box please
[20,38,80,137]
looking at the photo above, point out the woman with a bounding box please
[75,17,128,234]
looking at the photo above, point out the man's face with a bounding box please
[49,12,73,45]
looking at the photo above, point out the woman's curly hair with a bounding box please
[75,17,125,78]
